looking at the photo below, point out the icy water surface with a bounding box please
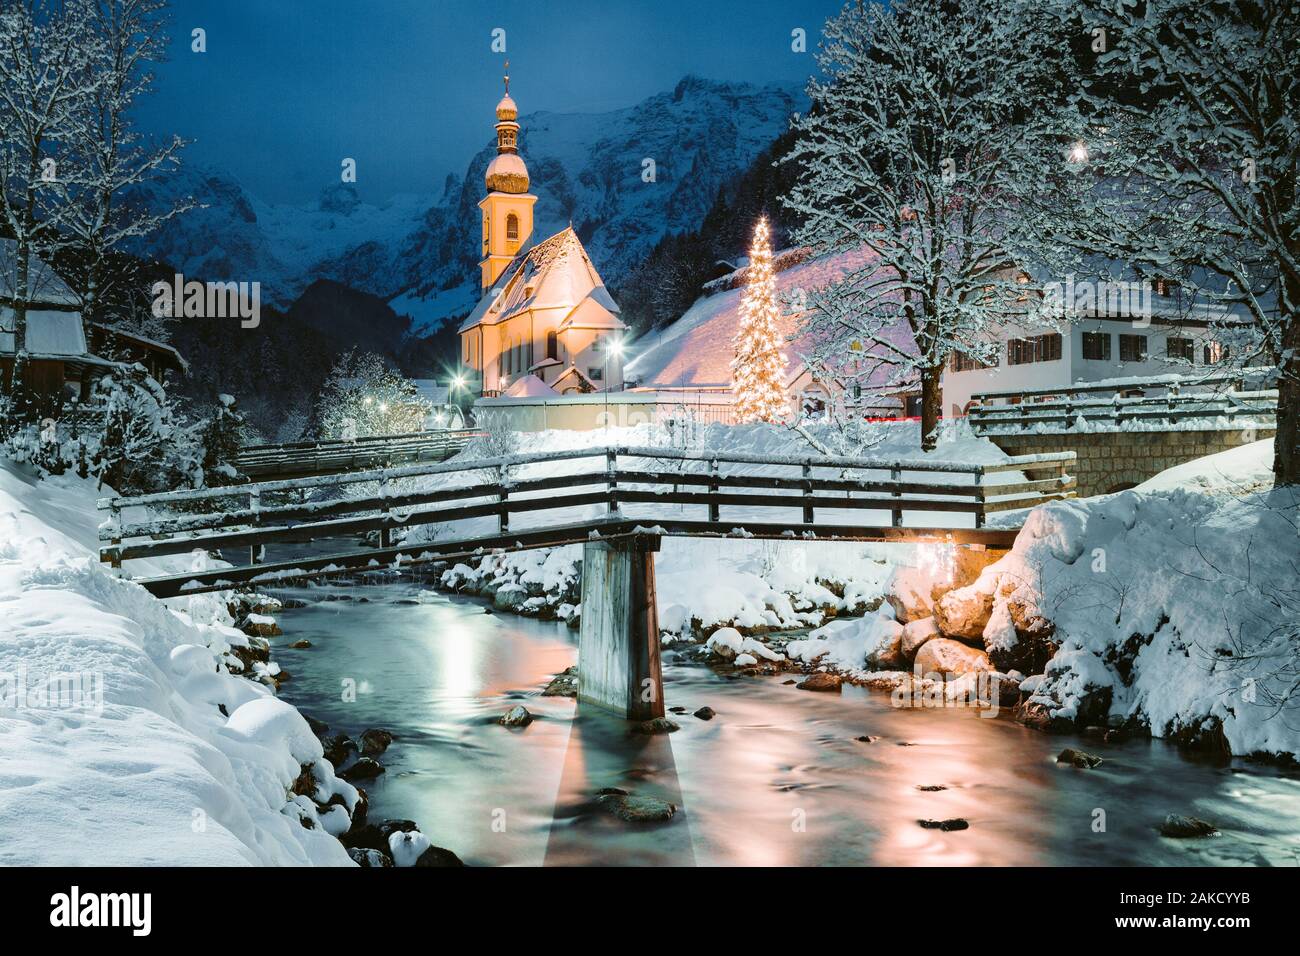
[271,579,1300,867]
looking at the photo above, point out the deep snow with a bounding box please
[0,463,356,865]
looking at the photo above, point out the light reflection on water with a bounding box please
[271,579,1300,867]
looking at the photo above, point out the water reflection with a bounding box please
[272,580,1300,867]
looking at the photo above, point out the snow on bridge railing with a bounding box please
[969,389,1278,435]
[96,445,1076,579]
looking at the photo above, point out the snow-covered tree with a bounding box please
[90,362,201,492]
[731,216,789,423]
[1037,0,1299,485]
[784,0,1080,449]
[0,0,95,410]
[314,350,432,439]
[61,0,189,326]
[195,393,246,486]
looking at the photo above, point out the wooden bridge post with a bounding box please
[497,464,509,534]
[708,458,720,523]
[577,534,664,721]
[801,462,814,524]
[890,463,903,528]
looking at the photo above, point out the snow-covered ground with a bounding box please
[0,463,357,865]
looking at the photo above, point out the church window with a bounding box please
[506,213,519,241]
[545,330,558,360]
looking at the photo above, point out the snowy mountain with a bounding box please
[133,76,804,330]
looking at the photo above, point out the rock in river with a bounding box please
[360,728,395,756]
[797,672,842,692]
[597,791,678,823]
[499,704,534,727]
[693,706,716,720]
[1159,814,1218,838]
[339,757,385,782]
[632,717,680,735]
[918,818,969,831]
[1056,747,1103,769]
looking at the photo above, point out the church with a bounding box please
[458,73,627,398]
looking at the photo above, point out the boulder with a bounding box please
[303,714,329,737]
[1056,747,1103,769]
[322,733,357,768]
[494,583,529,611]
[338,757,385,782]
[415,845,466,867]
[797,672,842,692]
[934,584,994,642]
[287,639,313,649]
[1159,814,1218,838]
[541,665,578,698]
[632,717,679,735]
[596,792,678,823]
[900,616,940,659]
[866,619,906,670]
[918,818,969,831]
[705,626,744,660]
[886,566,936,623]
[693,706,716,721]
[913,638,994,677]
[348,847,393,867]
[359,729,394,756]
[499,704,533,727]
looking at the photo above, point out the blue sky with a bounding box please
[134,0,847,204]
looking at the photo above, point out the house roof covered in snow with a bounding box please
[459,227,625,334]
[0,239,80,308]
[625,245,918,393]
[0,307,87,357]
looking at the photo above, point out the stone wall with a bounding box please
[988,427,1275,498]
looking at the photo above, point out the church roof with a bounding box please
[460,227,625,334]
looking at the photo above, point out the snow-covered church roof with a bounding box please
[459,227,625,334]
[626,245,917,391]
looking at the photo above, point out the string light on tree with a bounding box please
[731,216,789,424]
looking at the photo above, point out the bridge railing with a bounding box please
[98,446,1076,579]
[969,389,1278,435]
[231,428,481,479]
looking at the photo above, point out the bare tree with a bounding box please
[0,0,93,407]
[784,0,1080,450]
[62,0,189,326]
[1046,0,1299,484]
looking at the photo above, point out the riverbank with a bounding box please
[0,461,359,865]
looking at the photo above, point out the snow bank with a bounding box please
[983,440,1300,759]
[0,462,354,865]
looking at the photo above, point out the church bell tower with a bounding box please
[479,65,536,289]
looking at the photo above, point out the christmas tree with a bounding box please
[731,217,789,424]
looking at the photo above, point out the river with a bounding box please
[270,577,1300,867]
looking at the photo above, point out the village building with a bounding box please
[0,239,185,410]
[458,74,627,399]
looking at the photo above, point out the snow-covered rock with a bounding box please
[913,638,994,676]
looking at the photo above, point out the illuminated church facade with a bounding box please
[458,73,626,398]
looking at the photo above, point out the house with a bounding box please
[458,74,627,398]
[0,239,184,410]
[625,245,920,421]
[942,278,1257,415]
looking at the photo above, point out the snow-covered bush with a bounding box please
[195,393,247,486]
[90,363,202,493]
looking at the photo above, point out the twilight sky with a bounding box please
[134,0,848,205]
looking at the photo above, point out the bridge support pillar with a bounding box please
[578,534,664,721]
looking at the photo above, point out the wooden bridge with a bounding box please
[232,428,480,479]
[99,445,1076,720]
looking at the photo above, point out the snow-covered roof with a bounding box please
[0,239,80,307]
[460,227,624,333]
[0,307,87,357]
[504,373,558,397]
[626,245,916,392]
[411,378,450,405]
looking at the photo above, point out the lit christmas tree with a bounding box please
[731,217,789,424]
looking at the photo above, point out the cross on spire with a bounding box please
[504,60,510,94]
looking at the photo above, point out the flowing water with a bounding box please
[270,578,1300,867]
